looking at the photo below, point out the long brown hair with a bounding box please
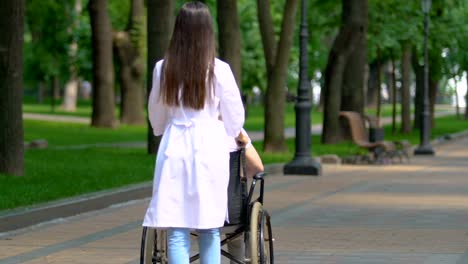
[160,1,215,110]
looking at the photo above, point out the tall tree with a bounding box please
[114,0,145,125]
[428,47,443,127]
[465,72,468,119]
[390,55,397,134]
[400,41,412,133]
[147,0,173,154]
[217,0,242,88]
[257,0,299,152]
[322,0,365,144]
[340,0,368,115]
[366,60,380,107]
[412,46,424,129]
[62,0,82,112]
[89,0,116,127]
[0,0,25,176]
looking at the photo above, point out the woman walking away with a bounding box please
[142,2,245,263]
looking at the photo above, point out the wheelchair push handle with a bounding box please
[247,171,266,205]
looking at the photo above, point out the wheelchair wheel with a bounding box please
[140,227,168,264]
[250,202,274,264]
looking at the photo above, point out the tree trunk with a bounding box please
[114,0,145,125]
[318,68,326,110]
[429,76,438,128]
[322,51,345,143]
[147,0,173,154]
[0,0,25,176]
[63,76,79,111]
[376,49,382,122]
[412,46,423,129]
[383,62,393,105]
[321,0,363,144]
[465,71,468,120]
[89,0,116,128]
[391,56,397,134]
[428,49,441,128]
[341,0,368,115]
[51,76,60,112]
[400,42,412,133]
[454,82,460,119]
[257,0,277,76]
[257,0,299,152]
[366,61,379,108]
[38,81,45,103]
[62,0,82,112]
[217,0,242,87]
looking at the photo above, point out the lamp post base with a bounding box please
[284,156,321,176]
[414,144,435,155]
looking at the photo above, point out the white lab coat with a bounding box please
[143,59,245,229]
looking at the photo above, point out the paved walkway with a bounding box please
[1,136,468,263]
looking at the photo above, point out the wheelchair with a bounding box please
[140,150,274,263]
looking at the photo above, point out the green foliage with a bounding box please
[308,0,341,73]
[239,0,267,92]
[426,0,468,85]
[368,0,422,61]
[24,0,76,86]
[75,8,93,81]
[437,0,468,79]
[22,0,468,114]
[24,0,134,92]
[108,0,131,30]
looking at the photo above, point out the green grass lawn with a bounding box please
[383,115,468,144]
[24,120,145,146]
[1,114,467,211]
[244,103,323,131]
[23,97,94,117]
[365,104,406,117]
[0,148,154,211]
[23,102,93,118]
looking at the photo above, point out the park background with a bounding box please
[1,0,468,213]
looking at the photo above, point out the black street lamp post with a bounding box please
[414,0,435,155]
[284,0,321,175]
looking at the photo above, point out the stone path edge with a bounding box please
[0,182,152,233]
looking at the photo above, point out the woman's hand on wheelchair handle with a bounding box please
[235,131,250,148]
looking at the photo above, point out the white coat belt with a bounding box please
[164,119,199,158]
[163,118,222,158]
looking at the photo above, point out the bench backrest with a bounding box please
[339,111,370,147]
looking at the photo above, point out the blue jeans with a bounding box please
[167,228,220,264]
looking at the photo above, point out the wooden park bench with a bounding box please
[339,111,410,164]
